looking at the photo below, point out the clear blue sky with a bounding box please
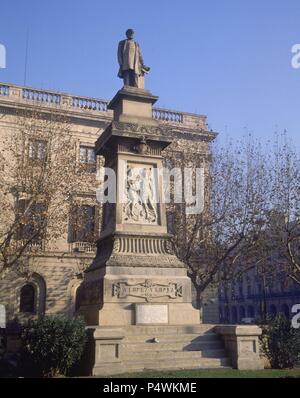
[0,0,299,147]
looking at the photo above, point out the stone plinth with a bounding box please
[108,86,159,125]
[82,327,125,376]
[216,325,264,370]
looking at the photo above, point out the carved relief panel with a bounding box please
[122,161,159,225]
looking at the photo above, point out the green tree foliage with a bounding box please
[260,313,300,369]
[21,315,87,377]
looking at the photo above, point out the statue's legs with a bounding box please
[123,70,140,88]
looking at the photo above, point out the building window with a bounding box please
[17,200,46,244]
[69,205,96,242]
[219,307,223,323]
[20,284,36,313]
[166,211,174,234]
[231,282,236,300]
[269,304,277,318]
[218,283,225,300]
[258,283,262,296]
[224,306,230,323]
[247,305,255,318]
[80,146,95,164]
[238,283,243,298]
[247,283,252,297]
[231,306,238,324]
[280,304,290,319]
[239,306,245,321]
[29,139,47,161]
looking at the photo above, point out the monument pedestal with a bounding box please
[78,86,200,328]
[79,265,200,326]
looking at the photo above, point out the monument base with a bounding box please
[80,323,264,376]
[79,324,264,376]
[78,264,200,327]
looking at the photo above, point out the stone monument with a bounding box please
[77,30,263,375]
[76,30,199,372]
[78,29,199,329]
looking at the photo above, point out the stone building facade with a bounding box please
[218,266,300,324]
[0,82,218,324]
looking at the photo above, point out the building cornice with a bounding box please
[0,81,217,139]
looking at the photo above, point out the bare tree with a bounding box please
[264,134,300,286]
[0,107,91,277]
[165,137,271,307]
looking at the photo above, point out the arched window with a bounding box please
[75,286,82,313]
[256,306,262,319]
[20,284,36,313]
[246,277,252,297]
[239,306,245,321]
[269,304,277,318]
[219,307,223,323]
[231,306,238,324]
[280,304,289,319]
[224,306,230,324]
[247,305,255,318]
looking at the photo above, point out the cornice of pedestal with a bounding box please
[95,120,216,157]
[108,86,159,110]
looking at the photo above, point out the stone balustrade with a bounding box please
[0,82,207,128]
[69,241,96,254]
[17,239,45,252]
[152,107,184,123]
[72,96,107,112]
[22,87,61,104]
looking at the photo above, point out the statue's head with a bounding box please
[126,29,134,39]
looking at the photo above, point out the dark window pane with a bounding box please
[17,200,46,242]
[20,284,35,313]
[70,205,95,242]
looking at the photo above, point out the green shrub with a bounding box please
[260,313,300,369]
[20,315,87,377]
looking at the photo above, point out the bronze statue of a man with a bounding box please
[118,29,150,89]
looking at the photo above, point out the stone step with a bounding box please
[123,332,220,343]
[123,324,216,336]
[123,357,231,372]
[121,340,224,352]
[122,348,226,361]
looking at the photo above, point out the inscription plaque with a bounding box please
[135,304,168,324]
[112,279,183,302]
